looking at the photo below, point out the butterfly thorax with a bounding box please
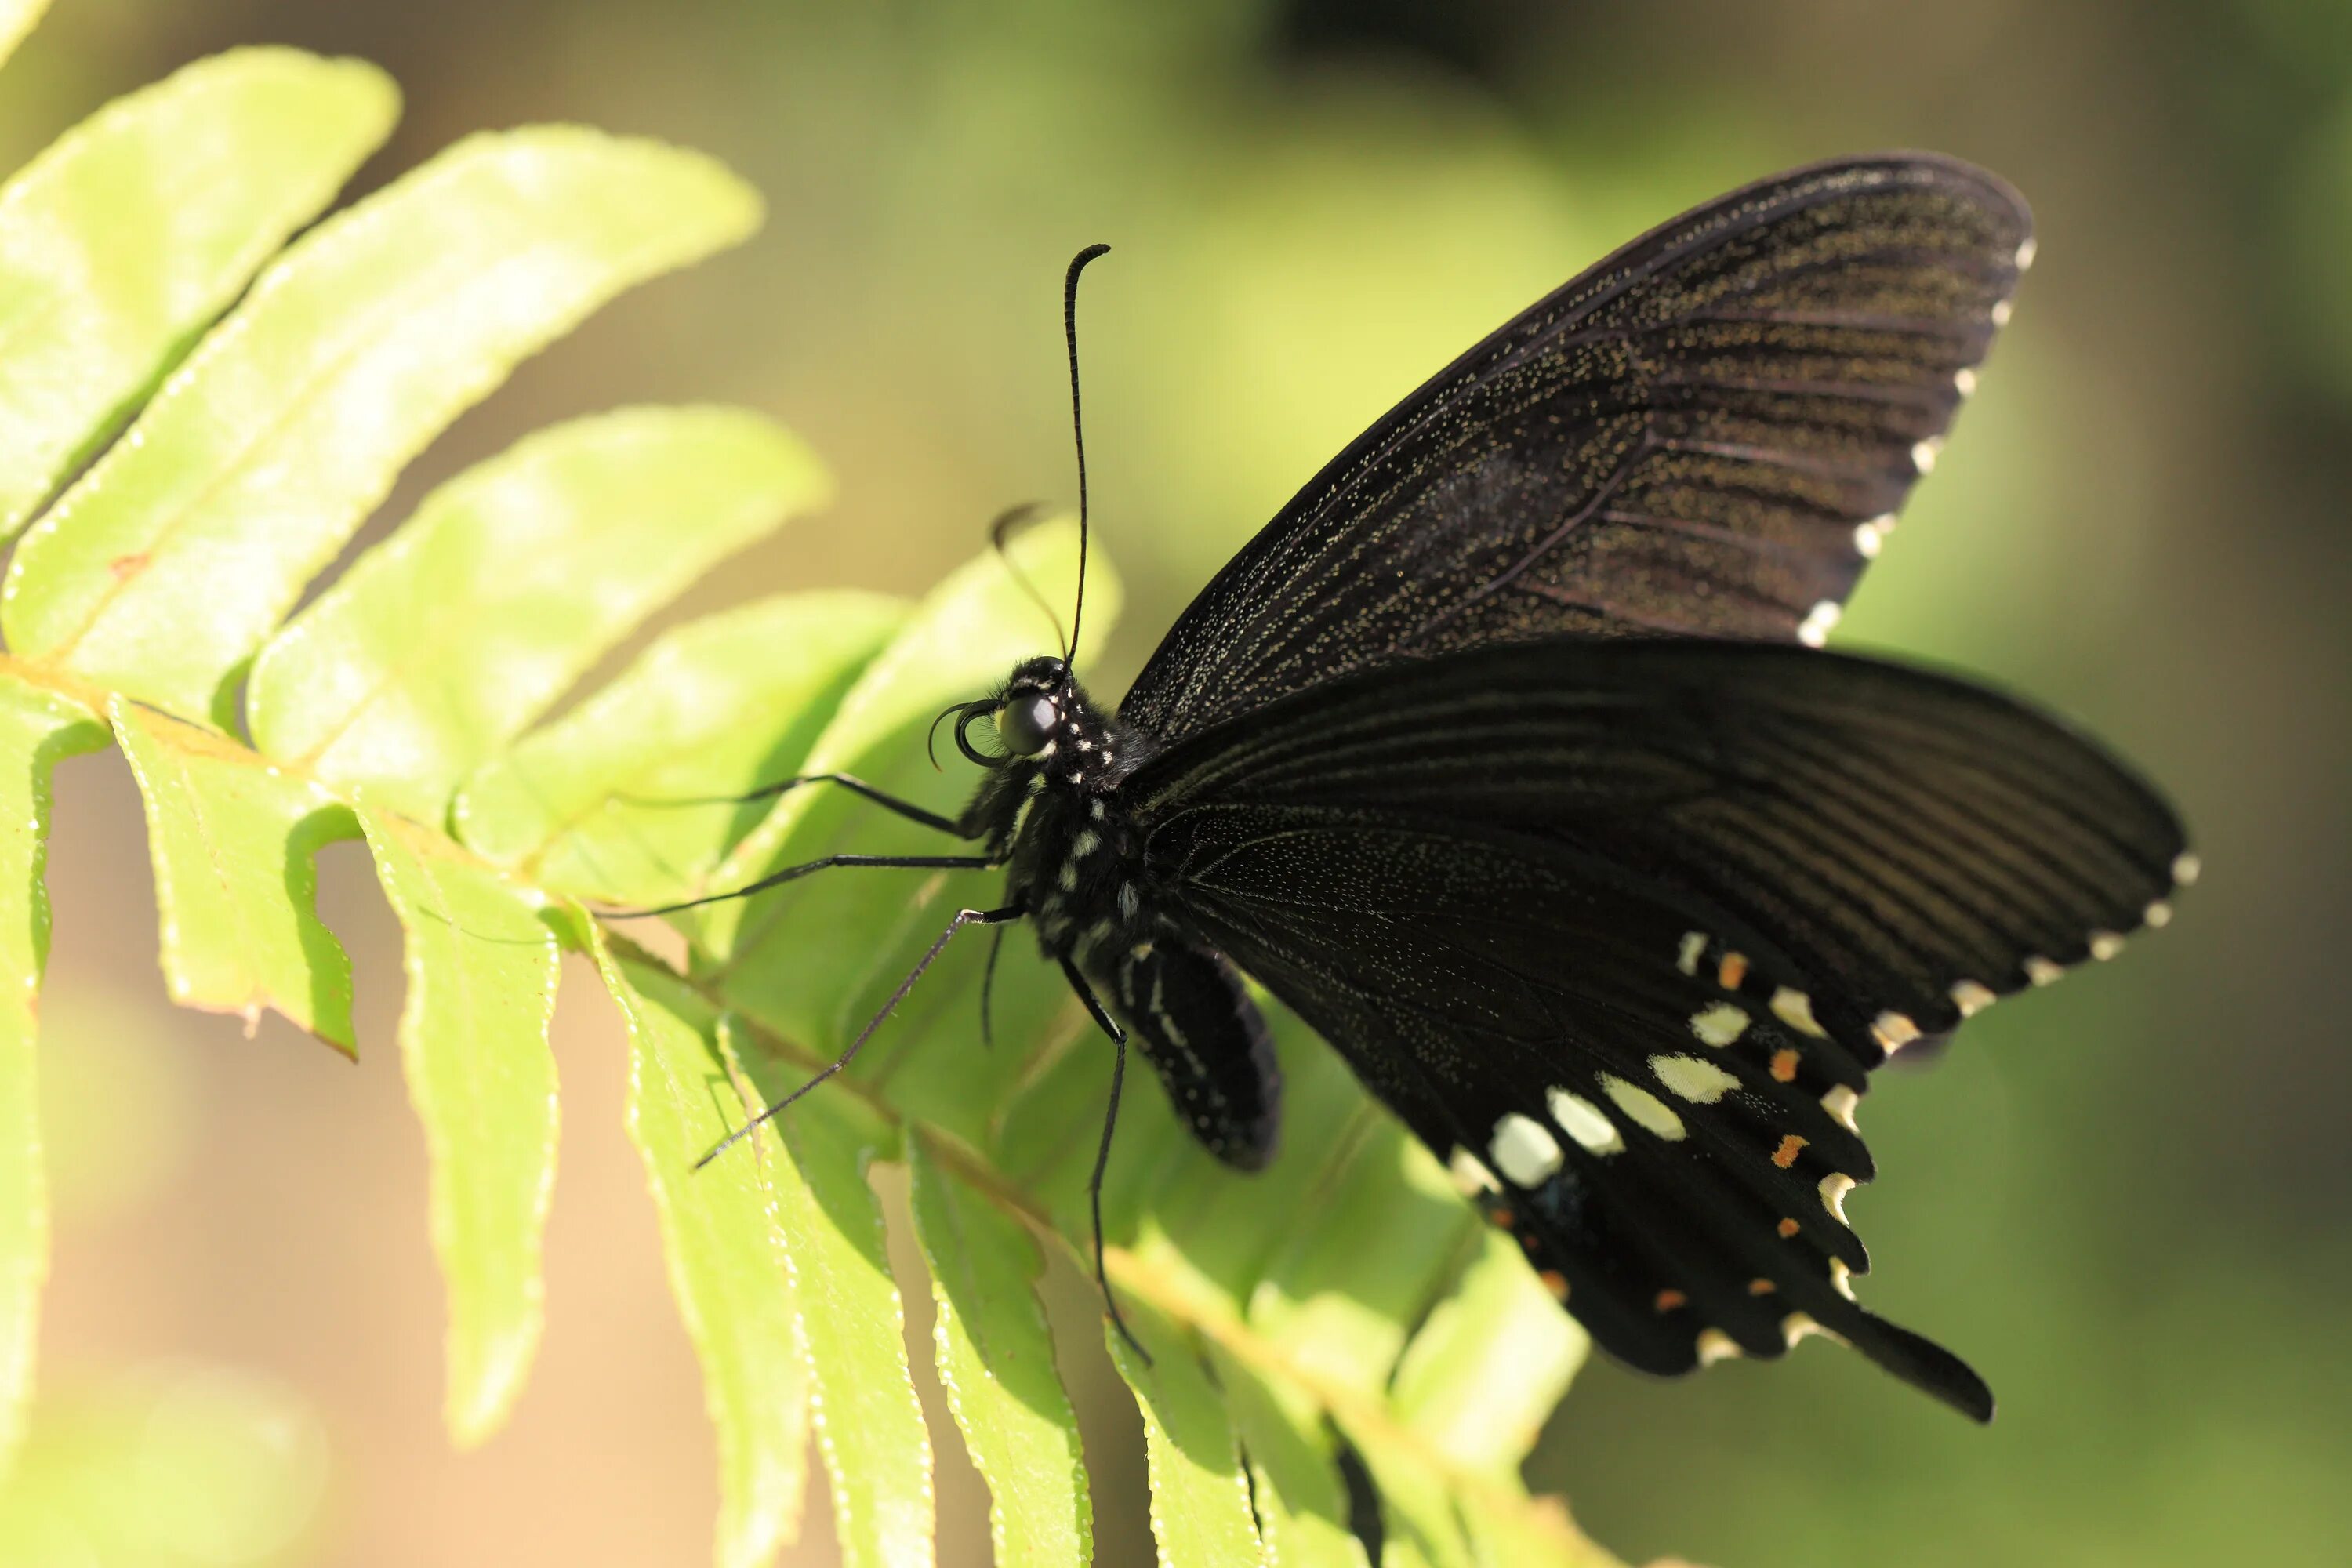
[960,656,1163,964]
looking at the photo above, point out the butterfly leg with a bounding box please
[695,902,1028,1168]
[1059,956,1151,1367]
[618,772,973,837]
[600,851,1003,917]
[978,922,1007,1050]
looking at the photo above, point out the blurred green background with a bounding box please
[5,1,2347,1564]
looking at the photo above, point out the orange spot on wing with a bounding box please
[1653,1289,1687,1312]
[1777,1217,1801,1238]
[1718,952,1748,989]
[1539,1269,1569,1301]
[1769,1048,1800,1083]
[1771,1134,1809,1169]
[1748,1277,1777,1295]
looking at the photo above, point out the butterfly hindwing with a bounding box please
[1125,639,2187,1416]
[1120,154,2031,742]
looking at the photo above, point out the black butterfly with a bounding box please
[636,154,2190,1422]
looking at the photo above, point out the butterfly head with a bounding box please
[942,655,1076,770]
[996,656,1074,757]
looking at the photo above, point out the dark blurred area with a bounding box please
[6,1,2348,1564]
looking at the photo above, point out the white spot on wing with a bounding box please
[2144,900,2172,929]
[1829,1258,1857,1300]
[1854,519,1883,558]
[1676,931,1706,976]
[1797,599,1842,648]
[1782,1312,1838,1348]
[2024,955,2066,986]
[1821,1083,1860,1133]
[1911,437,1941,474]
[1690,1002,1748,1047]
[1490,1113,1563,1186]
[1991,297,2014,327]
[1871,1011,1922,1051]
[1950,978,1998,1017]
[1601,1074,1688,1141]
[1820,1172,1854,1224]
[2172,851,2201,886]
[1954,365,1979,397]
[1548,1087,1624,1156]
[1447,1148,1500,1196]
[2015,235,2038,270]
[1771,987,1827,1038]
[2089,930,2126,961]
[1697,1328,1744,1365]
[1650,1054,1740,1105]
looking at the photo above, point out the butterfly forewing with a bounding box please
[1120,154,2031,742]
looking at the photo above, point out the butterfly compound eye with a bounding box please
[999,693,1060,756]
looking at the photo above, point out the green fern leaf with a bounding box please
[355,798,561,1446]
[597,943,811,1568]
[0,32,1635,1568]
[908,1132,1092,1567]
[0,1,44,71]
[0,677,105,1467]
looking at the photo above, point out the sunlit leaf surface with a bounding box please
[1107,1294,1266,1568]
[1390,1228,1585,1477]
[594,941,809,1568]
[249,405,830,822]
[0,673,102,1475]
[728,1026,935,1568]
[907,1132,1091,1568]
[0,49,397,540]
[0,0,46,72]
[356,800,559,1448]
[108,697,355,1047]
[2,126,760,726]
[1210,1345,1371,1568]
[457,590,906,905]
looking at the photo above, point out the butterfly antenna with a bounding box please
[988,502,1068,652]
[1062,242,1111,667]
